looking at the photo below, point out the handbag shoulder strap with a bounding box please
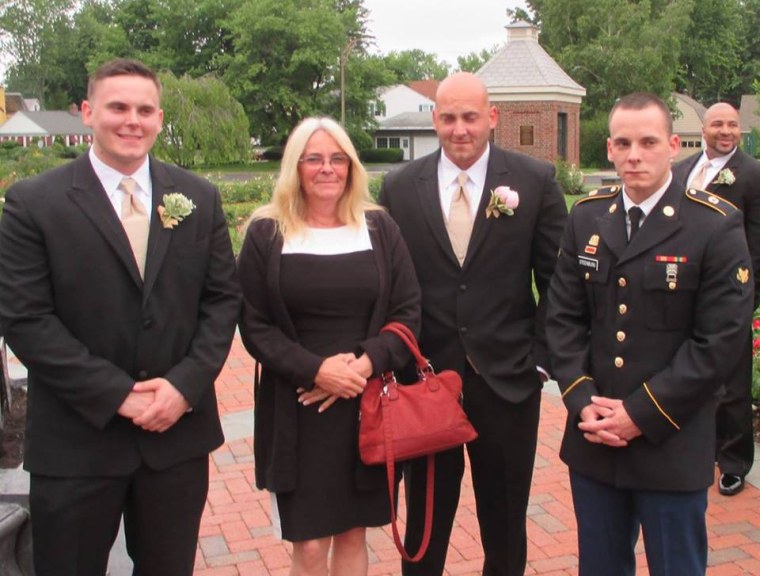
[380,322,428,370]
[381,392,435,562]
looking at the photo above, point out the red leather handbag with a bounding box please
[358,321,477,562]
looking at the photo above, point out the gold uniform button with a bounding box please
[618,277,627,287]
[668,282,676,290]
[619,304,628,315]
[585,272,590,280]
[616,331,626,342]
[614,357,624,368]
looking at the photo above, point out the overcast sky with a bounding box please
[361,1,528,67]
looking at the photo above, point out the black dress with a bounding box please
[273,249,390,541]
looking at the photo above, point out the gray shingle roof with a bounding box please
[740,94,760,131]
[0,111,92,136]
[378,112,434,130]
[477,23,585,96]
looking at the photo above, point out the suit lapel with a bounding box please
[596,195,628,261]
[463,150,510,267]
[616,181,683,266]
[413,153,462,267]
[706,150,741,196]
[142,158,175,300]
[67,155,143,288]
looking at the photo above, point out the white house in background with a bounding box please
[371,84,435,121]
[0,107,92,147]
[372,82,439,161]
[672,93,706,162]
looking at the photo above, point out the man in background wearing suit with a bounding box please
[673,102,760,496]
[379,72,567,576]
[0,59,241,576]
[547,92,753,574]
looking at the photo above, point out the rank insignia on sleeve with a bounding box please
[737,267,750,285]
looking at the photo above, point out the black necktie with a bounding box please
[628,207,643,242]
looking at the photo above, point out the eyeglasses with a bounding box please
[299,154,351,169]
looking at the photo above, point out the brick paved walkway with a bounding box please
[195,335,760,575]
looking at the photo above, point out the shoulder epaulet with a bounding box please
[684,188,738,216]
[574,185,622,206]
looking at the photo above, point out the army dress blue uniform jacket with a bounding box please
[547,180,753,491]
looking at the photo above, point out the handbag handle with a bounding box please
[381,390,435,562]
[380,322,430,371]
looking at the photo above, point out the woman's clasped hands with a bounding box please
[297,352,374,412]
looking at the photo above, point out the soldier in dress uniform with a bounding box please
[546,92,754,576]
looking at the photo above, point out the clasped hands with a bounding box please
[117,377,190,433]
[578,395,642,447]
[297,352,373,413]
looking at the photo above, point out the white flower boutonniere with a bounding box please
[157,193,196,229]
[485,186,520,218]
[713,168,736,186]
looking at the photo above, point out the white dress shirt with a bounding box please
[88,148,153,222]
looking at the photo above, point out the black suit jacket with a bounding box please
[379,146,567,403]
[547,182,753,490]
[673,148,760,307]
[0,154,241,477]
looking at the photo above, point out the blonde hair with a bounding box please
[252,117,381,239]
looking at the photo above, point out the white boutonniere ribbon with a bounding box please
[485,186,520,218]
[157,193,196,229]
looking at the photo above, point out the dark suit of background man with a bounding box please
[673,102,760,497]
[0,59,241,576]
[379,72,568,576]
[547,93,753,575]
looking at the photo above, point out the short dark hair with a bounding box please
[87,59,161,99]
[609,92,673,135]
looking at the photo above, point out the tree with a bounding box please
[383,49,450,82]
[152,72,250,168]
[0,0,77,104]
[677,0,744,105]
[524,0,694,118]
[456,46,501,74]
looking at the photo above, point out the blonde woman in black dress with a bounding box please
[238,117,420,576]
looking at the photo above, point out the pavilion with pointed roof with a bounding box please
[478,21,585,164]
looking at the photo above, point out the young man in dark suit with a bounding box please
[548,93,753,575]
[0,59,241,576]
[672,102,760,496]
[379,72,567,576]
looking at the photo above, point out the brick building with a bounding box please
[479,21,585,165]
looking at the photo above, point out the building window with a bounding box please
[557,113,568,159]
[376,137,388,149]
[520,125,534,146]
[370,101,386,117]
[389,137,401,149]
[402,139,409,148]
[418,104,434,112]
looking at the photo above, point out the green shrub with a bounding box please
[359,148,404,163]
[262,146,284,161]
[215,176,275,205]
[368,174,384,201]
[1,140,21,151]
[580,112,610,169]
[555,159,586,195]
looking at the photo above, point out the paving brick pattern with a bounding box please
[197,335,760,575]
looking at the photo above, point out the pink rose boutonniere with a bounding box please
[485,186,519,218]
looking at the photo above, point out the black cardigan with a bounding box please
[238,209,421,492]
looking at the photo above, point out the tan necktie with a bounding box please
[689,162,709,189]
[446,172,473,266]
[119,177,149,278]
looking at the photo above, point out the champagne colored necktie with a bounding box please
[119,177,149,278]
[689,162,709,189]
[447,172,473,266]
